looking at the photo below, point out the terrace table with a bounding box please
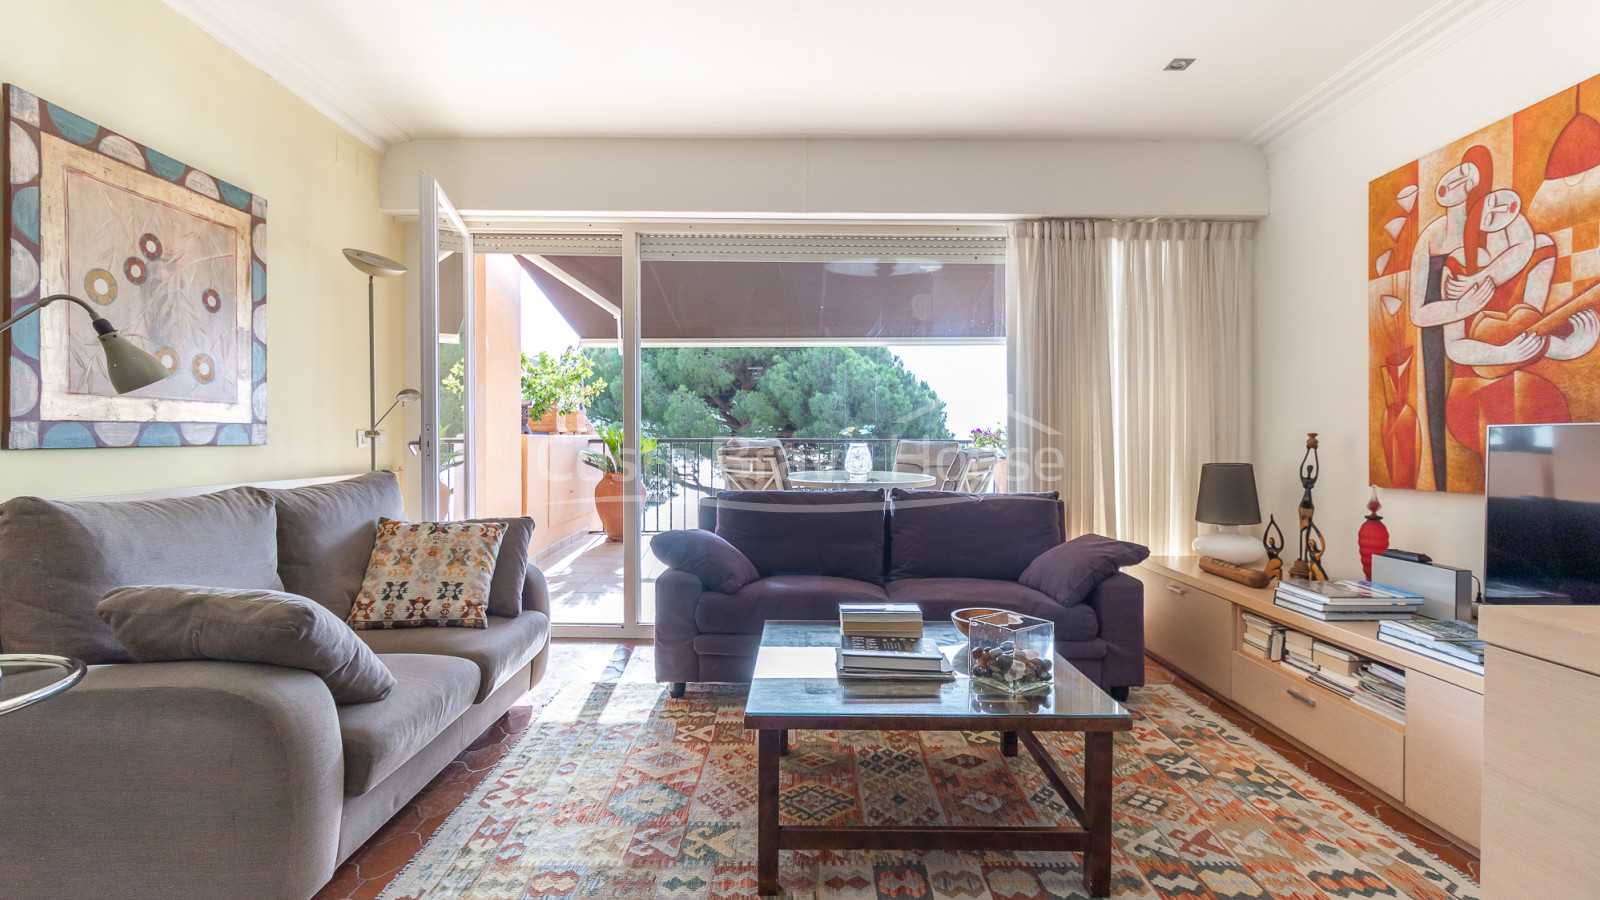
[788,470,935,490]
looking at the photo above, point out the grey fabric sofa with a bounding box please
[0,472,551,900]
[655,488,1147,700]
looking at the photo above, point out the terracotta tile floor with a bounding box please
[313,646,1479,899]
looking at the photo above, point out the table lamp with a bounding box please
[0,294,170,393]
[1193,462,1266,564]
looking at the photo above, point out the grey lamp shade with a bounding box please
[98,332,172,394]
[1194,462,1261,525]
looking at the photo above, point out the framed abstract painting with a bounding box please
[3,84,266,449]
[1369,74,1600,494]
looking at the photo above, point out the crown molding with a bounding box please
[161,0,408,151]
[1247,0,1523,155]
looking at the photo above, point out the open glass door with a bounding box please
[419,173,475,520]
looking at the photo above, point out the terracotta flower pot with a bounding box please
[528,408,559,433]
[593,472,627,541]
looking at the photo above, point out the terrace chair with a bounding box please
[715,438,792,491]
[892,439,963,490]
[951,447,1001,493]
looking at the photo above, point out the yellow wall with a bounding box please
[0,0,406,503]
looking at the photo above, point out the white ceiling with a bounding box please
[164,0,1508,151]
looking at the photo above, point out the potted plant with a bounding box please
[581,422,658,541]
[523,349,605,434]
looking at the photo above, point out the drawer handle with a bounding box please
[1286,689,1317,708]
[1166,584,1187,595]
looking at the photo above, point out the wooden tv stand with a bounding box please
[1133,557,1483,851]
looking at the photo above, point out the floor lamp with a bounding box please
[0,293,170,393]
[343,249,408,471]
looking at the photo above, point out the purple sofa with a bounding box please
[652,488,1148,701]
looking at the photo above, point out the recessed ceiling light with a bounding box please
[1166,58,1196,71]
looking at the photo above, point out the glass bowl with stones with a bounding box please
[968,611,1053,694]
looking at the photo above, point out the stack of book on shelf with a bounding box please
[1354,662,1406,723]
[1280,629,1318,675]
[1378,618,1485,675]
[839,602,923,638]
[1239,612,1285,660]
[835,633,954,681]
[1273,578,1425,621]
[1306,639,1363,697]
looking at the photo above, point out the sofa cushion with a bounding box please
[650,529,760,594]
[98,585,395,703]
[887,490,1064,581]
[255,471,407,619]
[884,578,1099,642]
[336,653,479,797]
[462,516,535,618]
[716,490,887,585]
[347,520,505,630]
[355,612,549,703]
[695,576,889,635]
[1018,534,1151,607]
[0,487,282,663]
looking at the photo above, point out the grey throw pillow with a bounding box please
[253,471,407,619]
[1018,534,1150,607]
[650,529,760,594]
[97,585,396,704]
[462,516,535,617]
[0,487,282,664]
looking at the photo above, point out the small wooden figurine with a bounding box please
[1289,433,1328,581]
[1262,514,1285,581]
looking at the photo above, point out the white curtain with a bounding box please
[1008,219,1254,554]
[1113,220,1255,555]
[1007,220,1117,538]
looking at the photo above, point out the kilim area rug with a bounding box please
[378,682,1478,900]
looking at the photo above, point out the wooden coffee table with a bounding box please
[743,621,1132,898]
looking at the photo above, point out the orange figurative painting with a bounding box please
[1370,75,1600,494]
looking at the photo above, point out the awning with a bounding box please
[517,255,1003,344]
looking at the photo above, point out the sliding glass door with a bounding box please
[418,173,474,521]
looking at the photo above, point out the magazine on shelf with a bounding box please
[1379,618,1482,644]
[1376,628,1485,663]
[1273,595,1419,620]
[1376,635,1486,674]
[1277,578,1425,602]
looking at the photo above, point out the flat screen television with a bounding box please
[1484,422,1600,604]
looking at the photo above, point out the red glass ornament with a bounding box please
[1357,487,1391,580]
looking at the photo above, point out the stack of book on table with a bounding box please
[1239,612,1285,660]
[1354,661,1406,723]
[1378,618,1485,675]
[839,602,923,637]
[835,634,954,681]
[836,602,953,681]
[1273,578,1425,620]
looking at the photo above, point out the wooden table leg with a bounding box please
[1083,731,1114,898]
[779,728,789,756]
[1001,730,1019,757]
[758,729,782,897]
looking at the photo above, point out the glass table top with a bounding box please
[745,621,1128,724]
[789,470,937,488]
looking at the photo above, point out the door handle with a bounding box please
[1286,689,1317,708]
[1166,584,1186,595]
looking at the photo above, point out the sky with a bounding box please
[519,274,1007,438]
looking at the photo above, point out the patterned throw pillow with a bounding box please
[347,519,506,630]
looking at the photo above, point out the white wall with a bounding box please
[0,0,406,504]
[381,137,1268,219]
[1255,0,1600,581]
